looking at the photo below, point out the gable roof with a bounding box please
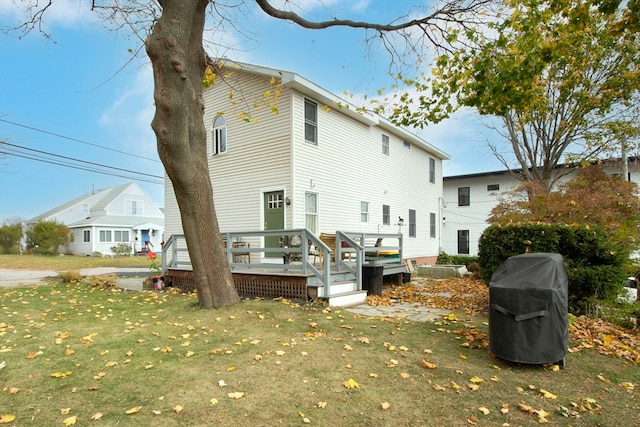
[27,182,163,227]
[216,60,450,161]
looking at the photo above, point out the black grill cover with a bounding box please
[489,253,568,365]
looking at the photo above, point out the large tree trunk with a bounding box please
[145,0,239,308]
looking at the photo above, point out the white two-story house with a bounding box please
[164,61,449,265]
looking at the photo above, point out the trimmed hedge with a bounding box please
[478,224,628,312]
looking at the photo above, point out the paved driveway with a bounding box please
[0,268,148,287]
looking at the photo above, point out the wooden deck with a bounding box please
[162,229,406,305]
[166,261,406,303]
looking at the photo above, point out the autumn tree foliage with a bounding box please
[488,165,640,254]
[382,0,640,191]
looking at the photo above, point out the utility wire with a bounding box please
[1,141,163,180]
[0,118,161,163]
[0,150,163,185]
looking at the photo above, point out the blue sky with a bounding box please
[0,0,505,223]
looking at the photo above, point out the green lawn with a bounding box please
[1,279,638,426]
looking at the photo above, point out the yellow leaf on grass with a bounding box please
[380,402,391,410]
[210,398,218,405]
[173,405,183,414]
[8,387,19,395]
[228,391,245,399]
[458,354,467,360]
[343,378,360,389]
[90,413,103,420]
[317,401,327,408]
[0,414,16,424]
[226,366,236,372]
[469,376,483,384]
[422,359,437,369]
[540,389,557,399]
[125,406,142,415]
[400,372,411,379]
[51,371,72,378]
[478,407,490,415]
[60,408,71,415]
[62,416,77,425]
[620,382,635,391]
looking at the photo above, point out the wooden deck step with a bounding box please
[323,290,368,307]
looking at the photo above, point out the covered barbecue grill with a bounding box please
[489,253,568,366]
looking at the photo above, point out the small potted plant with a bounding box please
[147,251,164,290]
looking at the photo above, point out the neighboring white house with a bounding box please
[27,182,164,256]
[442,158,640,256]
[164,61,449,264]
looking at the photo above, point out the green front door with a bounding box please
[264,190,284,257]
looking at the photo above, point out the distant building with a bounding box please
[442,158,640,257]
[26,182,164,255]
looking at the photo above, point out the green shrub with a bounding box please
[111,243,132,256]
[25,219,71,255]
[437,252,479,267]
[478,223,629,313]
[0,223,22,254]
[59,270,83,284]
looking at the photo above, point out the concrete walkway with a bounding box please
[0,268,148,288]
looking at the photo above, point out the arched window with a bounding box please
[211,115,227,155]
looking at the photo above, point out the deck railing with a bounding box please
[162,229,403,297]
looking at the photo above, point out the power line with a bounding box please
[0,150,163,185]
[0,118,161,163]
[1,141,163,180]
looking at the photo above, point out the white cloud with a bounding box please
[0,0,101,34]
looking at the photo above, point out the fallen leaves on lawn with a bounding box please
[569,315,640,363]
[366,277,488,313]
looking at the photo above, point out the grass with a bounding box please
[0,254,153,271]
[1,279,638,426]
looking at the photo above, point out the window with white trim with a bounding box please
[458,187,470,206]
[304,98,318,145]
[429,158,436,184]
[125,200,143,215]
[382,204,390,226]
[408,209,416,237]
[99,230,112,242]
[305,192,318,234]
[83,229,90,243]
[430,212,436,238]
[403,141,411,150]
[360,201,369,224]
[382,134,389,156]
[114,230,130,242]
[211,115,227,155]
[458,230,470,254]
